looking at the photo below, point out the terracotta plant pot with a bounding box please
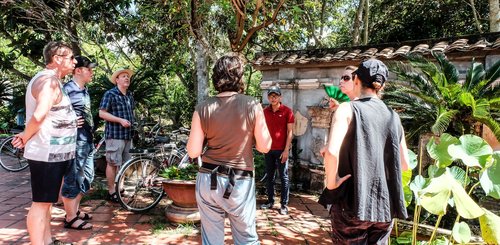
[162,180,200,223]
[162,180,197,208]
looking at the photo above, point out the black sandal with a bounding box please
[64,210,92,221]
[76,210,92,220]
[50,239,73,245]
[108,192,119,203]
[63,216,92,230]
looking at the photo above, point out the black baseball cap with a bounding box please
[268,85,281,96]
[75,56,97,69]
[353,59,388,86]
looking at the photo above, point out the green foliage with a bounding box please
[369,0,489,44]
[479,209,500,244]
[452,221,471,244]
[385,53,500,142]
[160,164,199,181]
[403,133,500,244]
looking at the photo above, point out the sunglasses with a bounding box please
[56,54,75,60]
[341,75,352,81]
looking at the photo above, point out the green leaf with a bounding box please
[420,170,484,218]
[448,166,468,186]
[452,222,471,244]
[408,149,417,170]
[404,185,413,207]
[410,175,428,205]
[448,134,493,168]
[420,173,452,215]
[402,169,412,187]
[479,209,500,244]
[480,152,500,199]
[428,165,445,178]
[396,231,413,244]
[432,236,451,245]
[426,133,459,168]
[323,85,350,103]
[448,171,484,219]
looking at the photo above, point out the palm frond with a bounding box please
[474,116,500,142]
[479,59,500,97]
[432,51,458,85]
[488,97,500,110]
[431,109,459,135]
[485,58,500,82]
[464,61,486,92]
[389,59,443,101]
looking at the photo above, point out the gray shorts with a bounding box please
[105,139,132,166]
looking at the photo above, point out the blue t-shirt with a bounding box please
[63,80,93,143]
[99,86,135,140]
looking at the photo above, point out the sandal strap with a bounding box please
[76,210,92,220]
[65,216,80,227]
[76,220,89,230]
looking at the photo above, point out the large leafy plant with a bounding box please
[384,52,500,142]
[401,133,500,244]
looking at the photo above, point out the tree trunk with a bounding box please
[363,0,369,44]
[352,0,366,45]
[194,40,209,103]
[469,0,483,33]
[190,0,210,104]
[490,0,500,32]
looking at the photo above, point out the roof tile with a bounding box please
[252,33,499,67]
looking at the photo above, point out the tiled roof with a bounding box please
[253,33,500,68]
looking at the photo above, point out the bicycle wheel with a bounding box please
[115,157,165,213]
[0,136,28,172]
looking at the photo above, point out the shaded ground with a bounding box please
[0,167,332,244]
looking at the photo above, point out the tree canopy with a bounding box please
[0,0,495,129]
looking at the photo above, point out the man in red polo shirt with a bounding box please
[260,85,294,215]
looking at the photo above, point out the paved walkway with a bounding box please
[0,167,332,244]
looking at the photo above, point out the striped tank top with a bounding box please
[23,69,77,162]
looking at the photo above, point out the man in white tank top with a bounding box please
[12,41,78,245]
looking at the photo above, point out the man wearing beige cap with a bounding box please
[99,68,135,202]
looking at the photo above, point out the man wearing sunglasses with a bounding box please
[12,41,78,245]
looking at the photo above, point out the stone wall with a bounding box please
[259,55,499,192]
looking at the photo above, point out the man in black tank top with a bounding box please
[319,59,410,244]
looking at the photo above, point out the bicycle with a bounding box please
[114,127,194,213]
[0,135,28,172]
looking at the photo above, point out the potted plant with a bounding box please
[160,163,200,223]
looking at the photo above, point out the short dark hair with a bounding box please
[43,41,72,65]
[212,55,245,93]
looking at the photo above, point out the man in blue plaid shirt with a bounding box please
[99,68,135,203]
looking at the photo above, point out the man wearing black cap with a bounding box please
[320,59,410,244]
[60,56,98,230]
[261,85,294,215]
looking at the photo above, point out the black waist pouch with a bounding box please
[318,183,346,208]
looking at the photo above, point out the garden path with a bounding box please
[0,167,332,244]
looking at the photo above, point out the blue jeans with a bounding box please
[196,172,260,245]
[61,140,95,198]
[265,150,289,206]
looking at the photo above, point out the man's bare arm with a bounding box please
[13,76,60,148]
[254,105,272,154]
[99,109,131,128]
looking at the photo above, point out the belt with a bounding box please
[200,163,253,199]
